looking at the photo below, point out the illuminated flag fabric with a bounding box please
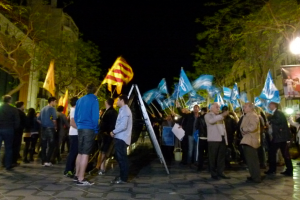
[214,93,225,107]
[240,92,249,103]
[58,96,63,106]
[223,87,232,102]
[259,71,280,103]
[171,83,180,100]
[163,98,175,108]
[157,78,169,94]
[231,99,241,110]
[62,89,69,115]
[261,99,272,114]
[192,74,213,91]
[254,97,262,107]
[207,85,220,98]
[142,89,159,105]
[43,60,55,96]
[188,90,205,104]
[156,98,167,110]
[102,57,134,94]
[230,83,240,101]
[178,68,193,97]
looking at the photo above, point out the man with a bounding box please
[265,102,293,176]
[89,98,117,175]
[64,97,78,178]
[285,76,294,97]
[110,95,132,184]
[74,83,99,186]
[205,102,230,179]
[177,103,201,167]
[37,97,57,167]
[12,101,27,166]
[240,103,261,183]
[53,106,69,163]
[197,107,208,171]
[0,95,20,170]
[222,106,237,168]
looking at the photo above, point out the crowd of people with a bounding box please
[155,101,295,183]
[0,83,133,186]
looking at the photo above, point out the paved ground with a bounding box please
[0,141,299,200]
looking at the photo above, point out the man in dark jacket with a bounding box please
[89,98,117,175]
[265,102,293,176]
[0,95,20,170]
[12,101,27,166]
[197,107,208,171]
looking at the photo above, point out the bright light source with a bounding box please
[174,116,178,120]
[290,37,300,55]
[285,108,294,115]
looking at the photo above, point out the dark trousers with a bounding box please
[12,129,23,164]
[114,138,129,182]
[243,145,261,182]
[65,135,78,172]
[0,128,14,169]
[41,127,55,163]
[269,141,293,173]
[208,138,226,177]
[198,139,208,169]
[61,132,70,153]
[181,135,188,164]
[23,134,39,161]
[257,145,266,167]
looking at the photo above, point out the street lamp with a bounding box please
[290,37,300,55]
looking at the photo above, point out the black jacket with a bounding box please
[269,109,291,143]
[99,107,118,133]
[0,104,20,129]
[224,115,237,144]
[177,107,201,136]
[197,114,207,138]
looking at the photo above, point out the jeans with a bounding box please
[0,128,14,169]
[65,135,78,172]
[41,127,55,163]
[114,138,129,182]
[12,128,23,164]
[187,135,196,164]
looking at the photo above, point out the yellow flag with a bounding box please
[62,89,68,115]
[58,96,63,106]
[43,60,55,96]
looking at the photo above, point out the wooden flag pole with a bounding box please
[94,82,103,96]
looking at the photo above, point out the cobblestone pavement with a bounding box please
[0,146,299,200]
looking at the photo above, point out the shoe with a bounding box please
[98,170,105,175]
[73,176,78,182]
[23,159,30,164]
[211,175,219,180]
[264,170,275,175]
[111,176,121,183]
[218,174,231,179]
[44,162,53,167]
[197,167,206,172]
[6,166,14,171]
[88,168,99,175]
[247,177,253,181]
[280,171,293,176]
[64,171,74,178]
[76,179,94,186]
[246,179,261,183]
[113,179,127,184]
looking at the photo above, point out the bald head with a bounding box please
[243,102,255,113]
[210,102,220,114]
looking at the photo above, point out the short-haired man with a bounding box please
[0,95,20,170]
[240,103,261,183]
[37,97,57,167]
[74,84,99,186]
[205,102,230,179]
[89,98,117,175]
[110,95,132,184]
[13,101,27,166]
[64,97,78,178]
[265,102,293,176]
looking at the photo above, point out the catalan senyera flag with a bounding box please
[43,60,55,96]
[58,96,63,106]
[102,57,133,94]
[62,89,69,115]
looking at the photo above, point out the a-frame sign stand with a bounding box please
[128,84,170,174]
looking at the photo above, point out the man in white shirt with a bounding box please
[285,76,294,97]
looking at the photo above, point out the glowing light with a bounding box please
[285,108,294,115]
[290,37,300,55]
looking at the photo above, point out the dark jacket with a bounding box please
[224,115,237,144]
[24,116,40,133]
[177,108,201,136]
[17,109,27,132]
[269,109,291,143]
[197,114,207,138]
[0,104,20,129]
[99,107,118,133]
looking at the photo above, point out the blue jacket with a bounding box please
[74,94,99,133]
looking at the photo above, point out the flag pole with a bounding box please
[94,83,103,96]
[111,86,117,98]
[151,103,160,114]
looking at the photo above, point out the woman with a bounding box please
[23,108,40,163]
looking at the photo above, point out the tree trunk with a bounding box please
[6,80,25,96]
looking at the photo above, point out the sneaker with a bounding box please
[76,179,94,186]
[73,176,78,182]
[98,170,105,175]
[88,168,99,175]
[64,171,74,178]
[110,176,121,183]
[112,178,127,184]
[44,162,53,167]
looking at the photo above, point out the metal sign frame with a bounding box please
[128,84,169,174]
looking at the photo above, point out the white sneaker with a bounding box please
[76,179,94,186]
[44,162,53,167]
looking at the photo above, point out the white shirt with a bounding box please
[286,79,293,86]
[69,107,78,136]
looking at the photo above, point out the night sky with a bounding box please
[63,1,208,94]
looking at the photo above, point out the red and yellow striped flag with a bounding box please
[43,60,55,96]
[62,89,69,115]
[102,57,133,94]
